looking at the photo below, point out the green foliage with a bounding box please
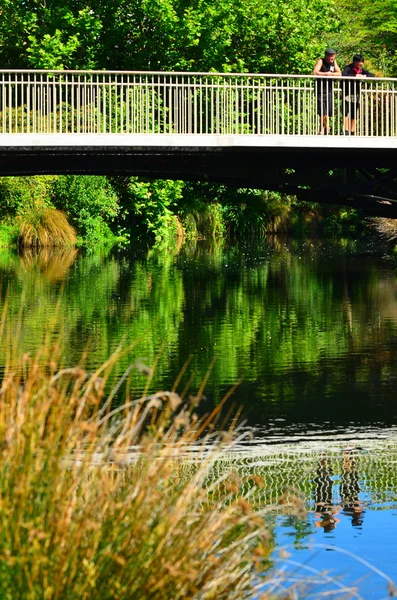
[0,223,19,247]
[27,29,80,70]
[0,176,128,248]
[0,0,38,68]
[1,0,340,73]
[224,189,292,236]
[0,176,57,218]
[336,0,397,75]
[0,0,102,69]
[0,177,77,247]
[112,177,184,243]
[288,201,363,236]
[100,0,340,73]
[52,176,123,246]
[178,192,226,240]
[320,207,362,236]
[177,182,364,240]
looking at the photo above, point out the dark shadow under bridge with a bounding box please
[1,133,397,218]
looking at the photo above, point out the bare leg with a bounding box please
[318,115,329,134]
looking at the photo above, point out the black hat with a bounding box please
[325,47,337,55]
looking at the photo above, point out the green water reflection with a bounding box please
[0,237,397,430]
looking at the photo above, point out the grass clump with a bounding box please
[370,217,397,241]
[17,204,77,248]
[0,318,284,600]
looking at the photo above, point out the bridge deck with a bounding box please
[1,133,397,217]
[1,132,397,150]
[1,133,396,175]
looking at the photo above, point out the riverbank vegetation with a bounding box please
[0,303,308,599]
[0,175,365,248]
[1,0,396,248]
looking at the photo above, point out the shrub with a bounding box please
[180,202,226,240]
[16,204,77,247]
[0,222,19,247]
[111,177,184,243]
[224,190,292,236]
[0,176,58,218]
[52,176,123,246]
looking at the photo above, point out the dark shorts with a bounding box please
[317,92,334,117]
[344,100,360,118]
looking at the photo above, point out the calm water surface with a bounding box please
[2,236,397,596]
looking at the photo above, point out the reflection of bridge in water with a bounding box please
[174,432,397,510]
[1,70,397,217]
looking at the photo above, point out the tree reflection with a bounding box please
[0,237,396,428]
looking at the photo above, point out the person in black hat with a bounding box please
[313,48,341,134]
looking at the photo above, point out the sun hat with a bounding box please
[325,48,337,55]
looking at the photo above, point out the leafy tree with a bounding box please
[0,176,55,217]
[1,0,340,73]
[52,175,123,245]
[0,0,102,69]
[110,177,184,243]
[94,0,341,73]
[0,0,37,68]
[26,7,103,70]
[335,0,397,75]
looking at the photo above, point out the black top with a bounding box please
[342,64,375,78]
[342,63,375,97]
[319,57,336,73]
[316,58,336,92]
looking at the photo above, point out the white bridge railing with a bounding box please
[1,70,397,137]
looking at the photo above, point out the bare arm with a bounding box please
[333,60,342,76]
[312,58,324,76]
[313,58,341,76]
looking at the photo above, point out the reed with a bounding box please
[369,217,397,241]
[0,320,285,600]
[17,205,77,247]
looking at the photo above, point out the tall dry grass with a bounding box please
[369,217,397,241]
[17,205,77,247]
[0,312,289,600]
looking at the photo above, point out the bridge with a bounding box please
[1,69,397,217]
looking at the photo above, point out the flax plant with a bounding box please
[17,204,77,247]
[0,311,284,600]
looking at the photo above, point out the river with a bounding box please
[2,235,397,597]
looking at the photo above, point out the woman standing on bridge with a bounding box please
[313,48,342,135]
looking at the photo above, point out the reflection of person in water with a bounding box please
[340,449,365,527]
[313,457,340,532]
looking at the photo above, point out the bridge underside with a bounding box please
[1,134,397,218]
